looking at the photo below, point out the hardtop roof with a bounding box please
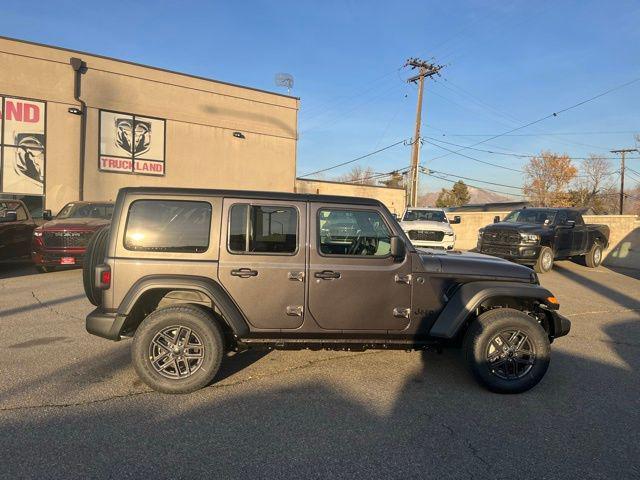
[119,187,385,208]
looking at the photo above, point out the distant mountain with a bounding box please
[418,186,512,207]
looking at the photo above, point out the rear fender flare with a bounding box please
[429,281,554,339]
[117,275,249,337]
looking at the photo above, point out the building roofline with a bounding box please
[0,35,299,101]
[296,177,405,191]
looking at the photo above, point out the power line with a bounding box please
[422,138,523,172]
[439,130,639,137]
[424,136,640,161]
[428,75,640,162]
[297,139,409,178]
[425,168,524,191]
[426,172,527,198]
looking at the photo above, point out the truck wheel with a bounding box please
[463,308,550,394]
[534,246,554,273]
[132,305,224,394]
[584,242,603,268]
[82,227,110,306]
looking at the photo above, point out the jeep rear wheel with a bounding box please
[463,308,550,394]
[83,226,110,306]
[534,246,554,273]
[132,305,224,394]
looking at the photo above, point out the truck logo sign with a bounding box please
[115,118,151,156]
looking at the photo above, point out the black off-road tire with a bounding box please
[82,227,110,306]
[132,305,224,394]
[584,242,603,268]
[463,308,550,394]
[534,246,554,273]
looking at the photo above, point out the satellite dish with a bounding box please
[275,73,294,93]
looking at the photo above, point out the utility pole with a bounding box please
[611,148,638,214]
[405,57,444,207]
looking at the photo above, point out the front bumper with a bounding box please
[477,242,542,265]
[31,248,86,267]
[86,308,127,341]
[547,309,571,341]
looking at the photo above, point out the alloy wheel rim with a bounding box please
[149,325,205,379]
[486,330,536,380]
[594,247,601,265]
[542,251,552,270]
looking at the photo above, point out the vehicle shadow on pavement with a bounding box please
[0,319,638,479]
[0,260,38,279]
[553,263,640,310]
[1,293,86,317]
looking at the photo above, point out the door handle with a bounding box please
[230,268,258,278]
[314,270,341,280]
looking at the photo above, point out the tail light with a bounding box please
[95,264,111,289]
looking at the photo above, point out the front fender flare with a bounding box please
[429,281,554,339]
[118,274,250,337]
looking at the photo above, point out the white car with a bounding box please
[399,208,460,250]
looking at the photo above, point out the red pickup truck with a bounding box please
[32,201,114,272]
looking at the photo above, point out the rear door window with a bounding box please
[124,200,212,253]
[227,204,297,254]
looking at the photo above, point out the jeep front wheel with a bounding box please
[132,305,224,394]
[463,308,550,394]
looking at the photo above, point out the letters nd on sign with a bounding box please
[0,96,46,195]
[98,110,165,176]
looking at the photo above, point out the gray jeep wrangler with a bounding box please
[84,187,570,394]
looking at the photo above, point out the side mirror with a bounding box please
[0,211,18,223]
[493,215,500,223]
[390,236,406,261]
[43,209,53,221]
[391,213,399,221]
[450,215,461,224]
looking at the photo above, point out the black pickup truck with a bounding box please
[0,199,37,261]
[477,208,609,273]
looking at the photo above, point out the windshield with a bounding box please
[402,210,447,223]
[56,203,114,220]
[503,209,557,225]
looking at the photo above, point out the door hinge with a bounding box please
[286,305,304,317]
[393,307,411,319]
[394,274,412,285]
[287,271,305,282]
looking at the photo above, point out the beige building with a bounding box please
[0,36,404,216]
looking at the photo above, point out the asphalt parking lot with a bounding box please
[1,260,639,479]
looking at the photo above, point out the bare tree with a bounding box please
[523,151,577,206]
[570,155,615,212]
[335,165,376,185]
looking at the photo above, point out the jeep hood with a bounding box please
[417,249,534,281]
[400,220,453,232]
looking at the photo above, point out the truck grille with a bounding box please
[408,230,445,242]
[43,231,93,248]
[481,229,521,245]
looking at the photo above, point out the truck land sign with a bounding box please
[99,110,165,176]
[0,96,46,195]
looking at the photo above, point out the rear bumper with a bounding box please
[86,308,126,341]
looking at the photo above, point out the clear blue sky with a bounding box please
[2,0,639,198]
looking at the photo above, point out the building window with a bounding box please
[0,95,46,196]
[99,110,166,176]
[228,204,298,254]
[124,200,211,253]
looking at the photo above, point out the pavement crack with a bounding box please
[31,291,84,321]
[442,421,492,475]
[0,351,384,413]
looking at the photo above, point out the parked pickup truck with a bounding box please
[477,207,609,273]
[32,201,114,272]
[0,199,37,261]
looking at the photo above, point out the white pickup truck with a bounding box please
[399,208,460,250]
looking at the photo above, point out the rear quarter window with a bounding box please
[124,200,212,253]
